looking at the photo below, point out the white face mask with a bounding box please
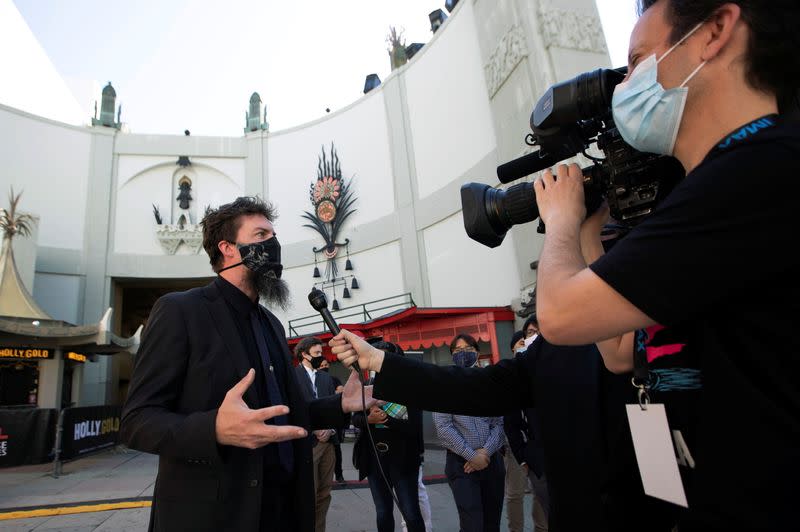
[524,333,538,348]
[612,23,706,156]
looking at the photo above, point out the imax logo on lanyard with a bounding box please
[717,116,775,149]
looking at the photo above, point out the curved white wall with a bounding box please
[424,213,520,307]
[0,0,610,327]
[271,240,405,326]
[113,156,244,255]
[405,1,497,198]
[267,91,395,245]
[0,106,90,250]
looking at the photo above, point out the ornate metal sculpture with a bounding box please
[302,144,359,309]
[152,172,202,255]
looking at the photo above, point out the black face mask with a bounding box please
[219,237,283,278]
[320,367,330,373]
[309,355,324,369]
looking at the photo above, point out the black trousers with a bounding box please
[334,440,343,477]
[260,465,295,531]
[444,451,505,532]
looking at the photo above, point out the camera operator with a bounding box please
[532,1,800,530]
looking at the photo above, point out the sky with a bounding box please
[11,0,637,136]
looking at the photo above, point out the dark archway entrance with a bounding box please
[111,278,213,404]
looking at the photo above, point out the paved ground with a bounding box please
[0,443,537,531]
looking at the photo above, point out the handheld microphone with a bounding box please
[308,287,364,380]
[308,289,409,522]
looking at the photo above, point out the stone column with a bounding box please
[80,128,116,406]
[37,349,64,409]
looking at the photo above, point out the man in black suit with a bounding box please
[319,358,347,484]
[120,196,367,532]
[293,336,339,532]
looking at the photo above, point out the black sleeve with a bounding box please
[383,405,419,436]
[120,295,221,463]
[373,350,534,417]
[503,410,528,465]
[590,143,799,326]
[309,394,345,430]
[351,411,367,430]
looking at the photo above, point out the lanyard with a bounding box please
[706,114,778,161]
[632,328,651,410]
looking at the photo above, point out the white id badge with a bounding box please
[626,403,688,507]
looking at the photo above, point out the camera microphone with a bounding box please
[497,150,566,184]
[308,287,364,381]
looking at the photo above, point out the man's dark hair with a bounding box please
[509,330,525,352]
[294,336,323,360]
[637,0,800,100]
[523,314,539,333]
[449,333,480,353]
[200,196,277,272]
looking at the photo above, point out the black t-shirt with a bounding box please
[590,115,800,531]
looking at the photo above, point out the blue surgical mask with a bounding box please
[612,23,706,156]
[452,350,478,368]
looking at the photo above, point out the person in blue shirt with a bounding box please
[433,334,505,532]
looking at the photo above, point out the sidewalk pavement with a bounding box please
[0,442,536,531]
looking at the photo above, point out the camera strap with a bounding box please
[631,328,651,410]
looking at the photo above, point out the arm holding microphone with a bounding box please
[330,330,534,418]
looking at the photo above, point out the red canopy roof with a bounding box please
[287,306,515,364]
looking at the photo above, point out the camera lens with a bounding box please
[460,182,539,248]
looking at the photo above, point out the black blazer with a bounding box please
[372,337,675,532]
[504,407,546,477]
[294,364,337,403]
[120,281,344,532]
[350,378,423,481]
[294,364,341,445]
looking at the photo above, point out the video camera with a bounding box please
[461,67,685,248]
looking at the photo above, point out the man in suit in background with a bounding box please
[121,196,366,532]
[294,336,340,532]
[320,358,347,484]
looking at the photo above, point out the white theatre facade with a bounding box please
[0,0,611,407]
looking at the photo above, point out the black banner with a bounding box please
[0,408,57,467]
[61,405,121,460]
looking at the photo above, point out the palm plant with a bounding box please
[0,188,36,240]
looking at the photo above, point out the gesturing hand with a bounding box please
[215,369,307,449]
[341,369,377,413]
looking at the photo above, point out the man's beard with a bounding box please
[249,269,291,311]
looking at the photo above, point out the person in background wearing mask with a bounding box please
[532,0,800,529]
[522,316,539,343]
[433,334,505,532]
[319,358,347,484]
[121,196,367,532]
[501,331,534,532]
[294,336,340,532]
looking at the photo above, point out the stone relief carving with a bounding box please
[484,25,529,98]
[538,4,608,53]
[155,224,203,255]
